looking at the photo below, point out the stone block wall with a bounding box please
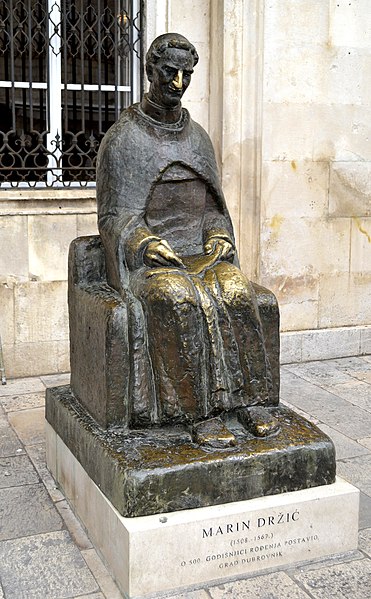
[0,194,98,377]
[1,0,370,377]
[259,0,371,336]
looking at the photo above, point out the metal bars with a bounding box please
[0,0,142,187]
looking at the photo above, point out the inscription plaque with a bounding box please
[127,484,358,593]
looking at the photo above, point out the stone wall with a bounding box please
[0,0,370,377]
[260,0,371,338]
[205,0,370,359]
[0,192,98,377]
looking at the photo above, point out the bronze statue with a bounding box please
[46,33,336,517]
[96,33,279,442]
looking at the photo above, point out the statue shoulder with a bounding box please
[185,115,219,175]
[188,117,217,154]
[97,106,142,164]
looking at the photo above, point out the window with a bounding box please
[0,0,142,188]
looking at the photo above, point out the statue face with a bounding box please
[147,47,194,108]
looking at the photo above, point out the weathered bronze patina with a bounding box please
[46,385,335,517]
[95,33,280,441]
[46,33,336,516]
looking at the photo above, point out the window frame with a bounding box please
[0,0,142,190]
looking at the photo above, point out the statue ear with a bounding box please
[146,64,153,82]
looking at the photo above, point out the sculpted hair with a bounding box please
[146,33,199,68]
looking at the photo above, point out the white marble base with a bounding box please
[46,422,360,599]
[280,325,370,364]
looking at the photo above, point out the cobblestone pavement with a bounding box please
[0,356,370,599]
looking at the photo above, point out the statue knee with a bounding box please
[213,262,254,309]
[142,272,197,310]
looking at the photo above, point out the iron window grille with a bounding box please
[0,0,142,188]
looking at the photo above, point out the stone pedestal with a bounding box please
[46,421,359,599]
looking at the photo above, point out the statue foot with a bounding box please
[192,417,236,448]
[237,406,280,437]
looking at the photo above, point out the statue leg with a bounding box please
[208,262,273,407]
[207,262,279,436]
[133,270,208,423]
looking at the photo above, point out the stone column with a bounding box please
[209,0,264,280]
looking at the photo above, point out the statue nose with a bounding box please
[172,70,183,89]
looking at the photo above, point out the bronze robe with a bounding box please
[96,105,272,426]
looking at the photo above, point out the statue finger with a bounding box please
[219,241,234,259]
[169,254,185,268]
[153,253,174,266]
[159,239,173,252]
[160,247,185,268]
[145,250,168,266]
[204,241,216,255]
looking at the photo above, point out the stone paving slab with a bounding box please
[73,594,105,599]
[328,379,371,413]
[0,377,45,396]
[329,357,371,383]
[288,548,364,573]
[291,557,371,599]
[207,571,312,598]
[284,360,355,387]
[8,407,45,445]
[0,454,39,488]
[317,423,370,460]
[336,356,371,370]
[0,392,45,413]
[0,530,98,599]
[359,492,371,530]
[280,371,371,440]
[358,436,371,450]
[285,356,371,387]
[281,398,320,424]
[40,372,70,387]
[322,404,371,441]
[0,357,370,599]
[26,442,65,503]
[72,594,105,599]
[279,369,345,410]
[0,420,24,458]
[350,370,371,384]
[359,528,371,558]
[337,454,371,497]
[0,483,62,541]
[167,591,209,599]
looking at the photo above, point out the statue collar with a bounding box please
[136,96,189,131]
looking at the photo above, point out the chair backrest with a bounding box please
[68,235,107,287]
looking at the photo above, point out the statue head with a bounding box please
[145,33,199,108]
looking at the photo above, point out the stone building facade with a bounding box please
[1,0,370,377]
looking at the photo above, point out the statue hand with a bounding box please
[144,239,185,268]
[204,238,234,261]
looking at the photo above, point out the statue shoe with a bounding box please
[192,417,236,448]
[237,405,281,437]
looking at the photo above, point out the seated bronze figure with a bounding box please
[96,33,279,441]
[47,33,335,517]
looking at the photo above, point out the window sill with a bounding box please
[0,188,96,201]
